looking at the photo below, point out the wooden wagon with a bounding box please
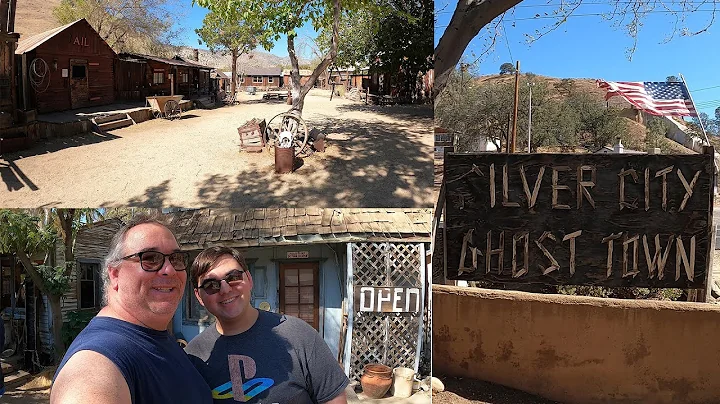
[146,95,184,120]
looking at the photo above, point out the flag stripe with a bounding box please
[597,79,697,117]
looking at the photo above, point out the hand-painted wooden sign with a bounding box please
[354,286,421,313]
[444,152,715,288]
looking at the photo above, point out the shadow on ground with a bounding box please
[434,376,559,404]
[114,113,432,207]
[336,103,433,121]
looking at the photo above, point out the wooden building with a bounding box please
[115,53,213,101]
[239,67,281,91]
[15,19,116,113]
[282,69,319,88]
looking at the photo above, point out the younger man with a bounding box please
[186,246,349,403]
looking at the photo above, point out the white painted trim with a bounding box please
[415,243,426,372]
[343,243,355,376]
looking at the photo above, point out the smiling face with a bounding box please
[107,223,186,330]
[194,254,255,333]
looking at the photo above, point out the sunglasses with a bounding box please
[121,251,190,272]
[197,269,246,295]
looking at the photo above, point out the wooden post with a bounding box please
[702,145,715,302]
[505,112,511,153]
[511,61,520,153]
[21,52,27,110]
[170,73,174,96]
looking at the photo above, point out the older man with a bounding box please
[51,215,212,404]
[186,246,349,404]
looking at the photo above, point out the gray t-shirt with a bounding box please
[185,310,349,404]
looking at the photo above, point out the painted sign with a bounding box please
[287,251,309,259]
[444,152,714,288]
[354,286,421,313]
[73,36,89,47]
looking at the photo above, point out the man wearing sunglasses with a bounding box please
[51,215,212,404]
[186,246,349,404]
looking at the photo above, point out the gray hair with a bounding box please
[100,213,176,306]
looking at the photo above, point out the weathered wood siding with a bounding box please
[0,32,18,115]
[38,294,52,354]
[444,153,714,288]
[25,20,115,113]
[145,60,172,96]
[114,59,146,101]
[240,75,279,89]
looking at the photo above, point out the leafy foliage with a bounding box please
[558,286,683,301]
[61,309,99,348]
[0,210,56,256]
[435,73,628,152]
[53,0,180,55]
[499,62,515,75]
[35,265,72,296]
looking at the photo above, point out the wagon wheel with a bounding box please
[152,109,162,119]
[264,112,310,157]
[164,100,182,120]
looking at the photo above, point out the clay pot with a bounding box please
[360,363,393,399]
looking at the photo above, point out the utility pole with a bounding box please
[527,82,534,153]
[510,61,520,153]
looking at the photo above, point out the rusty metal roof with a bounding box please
[118,52,212,69]
[16,19,99,55]
[165,208,431,249]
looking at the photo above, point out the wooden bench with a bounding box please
[262,92,289,101]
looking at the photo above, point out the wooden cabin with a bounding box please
[239,67,281,91]
[115,53,213,101]
[15,18,116,113]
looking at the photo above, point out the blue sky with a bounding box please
[168,0,319,59]
[435,0,720,117]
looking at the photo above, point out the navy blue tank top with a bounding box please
[55,316,212,404]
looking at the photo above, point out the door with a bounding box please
[70,60,89,109]
[279,262,319,330]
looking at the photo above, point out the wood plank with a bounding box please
[444,153,714,288]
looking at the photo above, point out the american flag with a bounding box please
[596,80,697,117]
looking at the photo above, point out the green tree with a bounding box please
[0,209,105,361]
[195,11,273,96]
[316,0,432,101]
[196,0,375,116]
[666,75,680,83]
[499,62,515,75]
[53,0,179,54]
[435,1,720,97]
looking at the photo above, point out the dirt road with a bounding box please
[0,90,432,207]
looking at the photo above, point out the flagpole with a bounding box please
[679,73,711,147]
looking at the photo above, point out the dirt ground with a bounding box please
[0,89,433,207]
[433,376,560,404]
[2,388,50,403]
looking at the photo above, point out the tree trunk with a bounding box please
[48,294,65,361]
[231,48,238,96]
[287,0,340,116]
[434,0,521,98]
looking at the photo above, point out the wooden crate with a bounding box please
[237,118,266,152]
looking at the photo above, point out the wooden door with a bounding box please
[70,60,89,109]
[279,262,319,330]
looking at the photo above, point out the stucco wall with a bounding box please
[433,285,720,404]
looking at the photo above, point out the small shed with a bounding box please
[15,18,116,113]
[240,67,282,91]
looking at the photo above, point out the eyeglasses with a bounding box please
[121,251,190,272]
[197,270,246,295]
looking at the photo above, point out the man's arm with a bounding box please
[323,390,347,404]
[51,350,131,404]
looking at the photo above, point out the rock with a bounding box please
[431,377,445,393]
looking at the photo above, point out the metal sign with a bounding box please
[354,286,421,313]
[444,152,714,288]
[287,251,309,259]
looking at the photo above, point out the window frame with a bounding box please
[252,76,263,84]
[153,71,164,84]
[77,260,102,310]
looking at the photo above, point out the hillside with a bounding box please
[12,1,306,70]
[475,73,696,154]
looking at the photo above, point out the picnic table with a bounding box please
[146,95,183,119]
[262,91,289,101]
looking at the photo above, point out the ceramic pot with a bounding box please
[360,363,393,399]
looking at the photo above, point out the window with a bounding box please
[72,65,86,79]
[253,76,263,83]
[268,77,274,83]
[153,72,164,84]
[182,73,189,83]
[79,262,101,309]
